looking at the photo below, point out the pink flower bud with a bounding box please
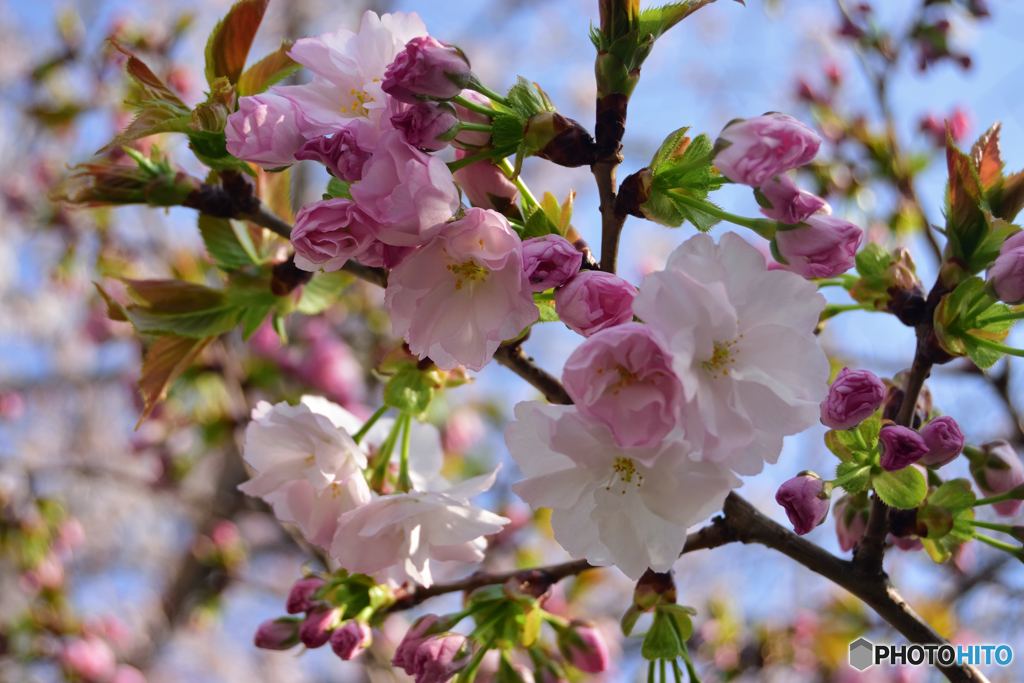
[393,102,461,151]
[988,245,1024,305]
[61,636,117,682]
[820,367,886,430]
[971,440,1024,517]
[112,665,147,683]
[775,472,831,535]
[225,93,306,169]
[562,323,683,448]
[833,495,869,552]
[772,214,862,279]
[878,424,929,472]
[453,149,519,214]
[554,271,636,337]
[299,606,341,649]
[453,90,493,148]
[294,129,372,182]
[291,198,378,272]
[522,235,583,292]
[382,36,472,104]
[713,114,822,186]
[757,174,828,225]
[919,416,965,467]
[557,620,609,674]
[393,614,441,672]
[286,576,324,614]
[254,617,301,650]
[412,633,474,683]
[330,621,372,660]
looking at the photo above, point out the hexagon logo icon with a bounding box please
[849,638,874,671]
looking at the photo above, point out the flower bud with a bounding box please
[392,102,462,151]
[554,271,636,337]
[253,617,301,650]
[775,471,831,535]
[971,440,1024,516]
[382,36,472,104]
[633,569,677,610]
[771,214,862,279]
[453,149,520,216]
[833,494,869,552]
[286,576,324,614]
[453,90,493,148]
[878,424,929,472]
[522,235,583,292]
[615,168,652,219]
[524,112,598,168]
[61,636,117,682]
[820,367,886,431]
[713,114,822,186]
[756,174,828,225]
[557,620,609,674]
[299,606,341,649]
[224,93,306,169]
[330,620,372,660]
[919,416,965,467]
[987,241,1024,305]
[393,614,458,672]
[291,198,378,273]
[294,129,372,182]
[411,633,474,682]
[112,665,147,683]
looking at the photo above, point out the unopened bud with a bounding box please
[254,617,301,650]
[524,112,598,168]
[615,168,652,219]
[558,620,609,674]
[286,576,324,614]
[633,568,676,610]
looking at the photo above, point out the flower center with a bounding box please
[447,260,490,291]
[595,364,660,396]
[604,456,643,495]
[340,86,377,117]
[701,337,741,379]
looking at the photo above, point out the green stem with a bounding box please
[369,417,403,491]
[672,660,684,683]
[964,288,995,321]
[821,303,874,321]
[970,519,1021,537]
[976,309,1024,326]
[458,122,493,133]
[680,643,701,683]
[667,193,779,238]
[498,157,538,208]
[660,658,667,683]
[352,405,388,445]
[815,278,850,288]
[962,443,986,465]
[832,466,871,489]
[966,334,1024,359]
[448,148,499,173]
[467,78,511,107]
[648,660,656,683]
[397,413,413,493]
[452,95,498,118]
[973,532,1024,559]
[973,485,1024,507]
[458,636,496,683]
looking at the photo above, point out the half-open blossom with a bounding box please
[772,214,862,279]
[254,618,301,650]
[407,633,474,683]
[351,130,461,247]
[522,235,582,292]
[919,416,965,467]
[386,208,539,371]
[820,367,886,431]
[393,615,445,672]
[714,114,822,186]
[633,232,829,475]
[758,173,828,224]
[330,621,372,660]
[225,93,306,169]
[775,472,830,535]
[238,397,372,549]
[382,36,472,104]
[453,150,519,213]
[555,271,636,338]
[971,440,1024,516]
[392,102,460,151]
[292,198,378,272]
[878,424,928,472]
[506,402,739,580]
[275,11,428,135]
[988,231,1024,304]
[562,323,683,448]
[833,495,869,552]
[293,125,374,182]
[300,605,342,649]
[557,620,609,674]
[286,576,325,614]
[330,469,509,587]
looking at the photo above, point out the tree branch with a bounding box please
[594,160,626,274]
[493,343,572,405]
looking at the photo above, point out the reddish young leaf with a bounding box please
[970,122,1003,194]
[237,40,300,97]
[137,335,214,426]
[204,0,272,86]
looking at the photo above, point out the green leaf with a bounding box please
[962,334,1005,369]
[649,126,691,172]
[121,279,245,338]
[855,242,891,281]
[638,3,704,41]
[297,271,353,315]
[928,478,977,515]
[857,415,882,451]
[205,0,271,86]
[521,606,541,647]
[659,604,695,642]
[237,40,300,96]
[522,205,558,238]
[198,214,257,270]
[326,176,353,200]
[137,334,214,426]
[189,131,255,175]
[621,605,642,637]
[873,467,928,510]
[535,297,559,323]
[917,503,954,540]
[667,192,722,232]
[641,608,684,661]
[240,303,272,340]
[506,76,555,120]
[383,366,436,416]
[825,430,854,462]
[836,461,872,494]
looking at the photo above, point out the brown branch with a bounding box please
[493,343,572,405]
[594,159,626,274]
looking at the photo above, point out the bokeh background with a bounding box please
[1,0,1023,681]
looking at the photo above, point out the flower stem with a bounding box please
[458,122,493,133]
[498,157,538,209]
[680,643,701,683]
[973,531,1024,560]
[396,413,413,493]
[672,659,684,683]
[976,309,1024,326]
[832,466,871,489]
[448,148,498,173]
[667,193,779,239]
[369,417,404,491]
[821,302,875,321]
[467,78,511,107]
[965,334,1024,359]
[970,520,1024,542]
[973,485,1024,507]
[648,660,656,683]
[352,405,388,445]
[452,94,498,118]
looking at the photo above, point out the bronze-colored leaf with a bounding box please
[257,166,293,224]
[137,335,213,426]
[996,170,1024,223]
[204,0,271,86]
[970,122,1003,193]
[237,40,300,97]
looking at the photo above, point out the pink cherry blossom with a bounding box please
[714,114,822,186]
[775,472,831,535]
[554,271,636,337]
[453,149,519,213]
[758,173,828,224]
[385,208,539,371]
[772,214,863,279]
[633,232,829,475]
[392,102,460,151]
[293,126,373,182]
[382,36,472,104]
[225,93,306,169]
[291,198,378,272]
[522,235,582,292]
[286,576,324,614]
[351,130,461,247]
[254,617,301,650]
[561,323,683,448]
